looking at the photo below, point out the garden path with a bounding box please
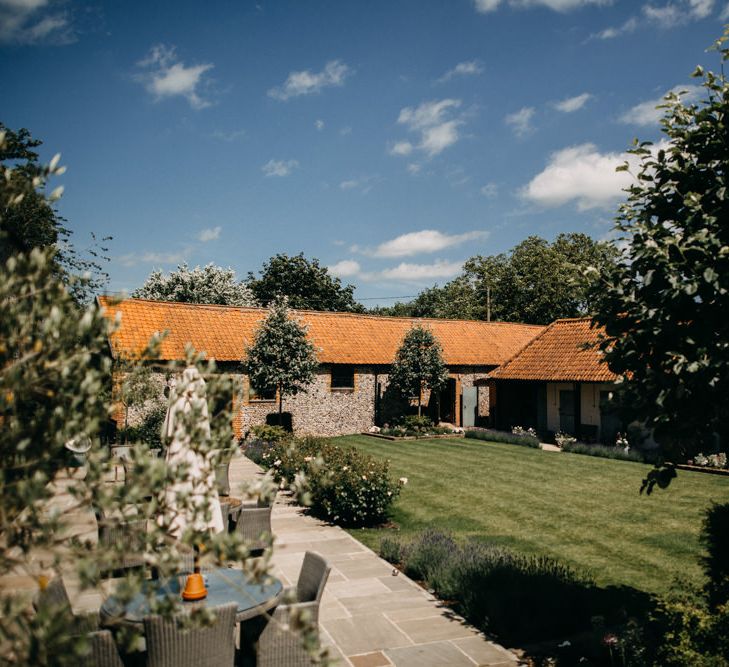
[230,453,520,667]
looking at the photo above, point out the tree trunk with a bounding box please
[417,382,422,417]
[278,384,283,417]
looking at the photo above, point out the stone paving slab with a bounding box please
[230,453,521,666]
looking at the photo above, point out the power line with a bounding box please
[357,295,417,301]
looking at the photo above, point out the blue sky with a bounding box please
[1,0,726,303]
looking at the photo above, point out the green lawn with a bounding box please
[333,434,729,595]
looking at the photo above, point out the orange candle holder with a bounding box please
[182,573,207,601]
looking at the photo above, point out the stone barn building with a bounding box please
[100,297,543,438]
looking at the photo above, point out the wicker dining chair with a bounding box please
[94,506,146,575]
[143,602,237,667]
[234,504,273,554]
[32,577,99,634]
[80,629,124,667]
[253,552,331,667]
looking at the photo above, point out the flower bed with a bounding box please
[465,428,541,449]
[244,436,404,527]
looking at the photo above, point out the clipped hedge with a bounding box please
[562,441,645,463]
[465,428,541,449]
[245,436,403,527]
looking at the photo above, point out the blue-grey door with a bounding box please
[462,387,478,428]
[559,390,576,434]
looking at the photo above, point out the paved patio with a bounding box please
[230,454,520,667]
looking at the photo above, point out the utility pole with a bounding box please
[486,285,491,322]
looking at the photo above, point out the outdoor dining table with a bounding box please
[99,567,284,626]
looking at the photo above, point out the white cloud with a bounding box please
[389,141,414,156]
[480,183,498,198]
[0,0,74,44]
[261,159,299,177]
[268,60,353,101]
[339,176,376,193]
[619,84,702,126]
[592,16,638,39]
[328,259,361,277]
[197,226,221,242]
[553,92,591,112]
[643,0,714,26]
[340,126,352,136]
[521,142,666,211]
[476,0,612,12]
[721,3,729,19]
[364,260,465,283]
[136,45,214,109]
[315,119,325,131]
[118,248,191,267]
[373,229,488,258]
[211,129,245,142]
[406,163,422,175]
[437,60,483,83]
[505,106,536,137]
[392,99,464,158]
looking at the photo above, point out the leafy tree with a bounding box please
[133,263,257,307]
[244,298,319,420]
[374,276,480,320]
[373,234,617,324]
[388,326,449,417]
[0,122,110,302]
[464,233,618,324]
[247,252,363,312]
[592,36,729,480]
[1,134,328,666]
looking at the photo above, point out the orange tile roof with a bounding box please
[98,297,544,367]
[488,317,617,382]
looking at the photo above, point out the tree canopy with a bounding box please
[0,122,110,302]
[244,298,319,418]
[133,263,257,307]
[374,233,618,325]
[247,252,363,312]
[592,36,729,478]
[388,325,449,417]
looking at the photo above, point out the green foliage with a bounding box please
[247,252,363,312]
[252,437,403,527]
[593,37,729,470]
[379,415,452,437]
[465,428,541,448]
[133,262,257,306]
[118,402,167,449]
[562,441,646,463]
[388,326,448,416]
[0,137,328,666]
[249,423,290,443]
[244,298,319,416]
[375,233,618,324]
[702,503,729,609]
[0,122,110,303]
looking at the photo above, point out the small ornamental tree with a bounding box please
[592,33,729,488]
[388,326,449,417]
[134,263,257,307]
[244,299,319,421]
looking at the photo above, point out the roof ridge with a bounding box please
[98,295,543,328]
[489,319,562,378]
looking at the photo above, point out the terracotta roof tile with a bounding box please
[98,297,544,367]
[488,317,617,382]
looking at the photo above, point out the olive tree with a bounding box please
[592,34,729,490]
[388,326,449,417]
[244,298,319,422]
[0,135,327,665]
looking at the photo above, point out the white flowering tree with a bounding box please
[245,298,319,422]
[133,263,257,307]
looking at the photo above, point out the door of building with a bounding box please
[559,390,576,434]
[462,387,478,428]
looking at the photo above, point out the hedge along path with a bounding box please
[334,435,729,595]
